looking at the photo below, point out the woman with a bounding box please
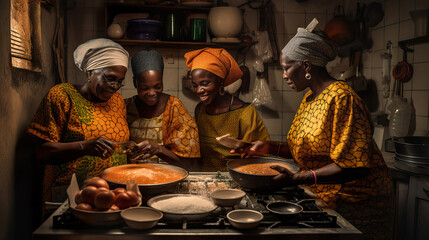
[27,38,130,203]
[184,48,270,172]
[125,49,200,171]
[232,23,394,240]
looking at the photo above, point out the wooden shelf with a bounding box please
[114,39,252,49]
[399,35,429,50]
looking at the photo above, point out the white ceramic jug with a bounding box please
[208,7,243,42]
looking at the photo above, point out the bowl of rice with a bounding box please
[147,194,218,221]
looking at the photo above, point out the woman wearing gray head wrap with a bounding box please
[28,38,131,207]
[125,49,200,171]
[231,19,394,240]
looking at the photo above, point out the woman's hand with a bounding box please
[230,140,271,158]
[128,141,161,161]
[271,165,297,187]
[82,137,116,159]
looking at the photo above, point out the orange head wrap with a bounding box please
[184,48,243,86]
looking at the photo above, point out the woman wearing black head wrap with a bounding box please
[125,50,200,171]
[232,19,394,240]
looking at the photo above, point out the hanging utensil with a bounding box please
[392,47,413,96]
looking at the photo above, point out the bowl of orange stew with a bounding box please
[101,164,188,196]
[227,157,300,191]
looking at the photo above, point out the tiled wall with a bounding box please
[66,0,429,143]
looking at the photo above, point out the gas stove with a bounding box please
[36,172,361,240]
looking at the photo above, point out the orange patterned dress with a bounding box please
[126,95,200,161]
[287,81,393,240]
[28,83,129,200]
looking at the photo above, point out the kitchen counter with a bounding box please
[33,172,361,240]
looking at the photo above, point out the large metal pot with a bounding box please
[101,164,188,196]
[392,136,429,159]
[227,157,300,191]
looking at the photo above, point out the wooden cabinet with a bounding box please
[105,3,250,50]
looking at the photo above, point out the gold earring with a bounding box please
[305,72,312,80]
[219,84,225,96]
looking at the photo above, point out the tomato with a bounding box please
[115,190,140,209]
[80,186,99,205]
[94,191,115,210]
[75,203,93,211]
[112,187,126,195]
[126,190,140,206]
[84,177,110,189]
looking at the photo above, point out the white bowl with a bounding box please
[210,189,246,207]
[227,209,263,229]
[208,7,243,39]
[121,207,163,230]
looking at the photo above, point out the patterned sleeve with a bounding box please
[329,94,373,168]
[240,104,271,142]
[27,85,71,142]
[162,97,201,158]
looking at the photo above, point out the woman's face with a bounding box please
[280,54,308,92]
[89,65,127,102]
[191,69,221,105]
[135,70,163,106]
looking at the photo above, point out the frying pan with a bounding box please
[393,48,413,84]
[266,201,303,222]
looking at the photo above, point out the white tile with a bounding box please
[372,28,385,51]
[93,7,105,31]
[412,63,429,90]
[178,91,200,115]
[399,20,415,40]
[361,50,372,68]
[305,0,331,14]
[268,65,284,90]
[163,68,179,91]
[414,116,429,135]
[385,0,400,25]
[284,34,295,46]
[399,0,415,21]
[271,0,284,13]
[384,24,399,49]
[413,42,429,63]
[284,13,306,35]
[283,0,307,13]
[178,48,194,70]
[164,90,178,98]
[282,91,303,112]
[266,90,283,111]
[120,89,136,99]
[371,50,384,68]
[270,135,283,141]
[411,91,429,116]
[275,12,285,34]
[276,34,285,51]
[157,48,179,69]
[262,117,283,138]
[371,67,384,91]
[243,8,259,31]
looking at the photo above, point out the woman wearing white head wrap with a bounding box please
[28,38,131,210]
[232,19,394,240]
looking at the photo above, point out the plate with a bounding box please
[181,1,213,7]
[211,37,241,43]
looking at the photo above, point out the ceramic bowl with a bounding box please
[226,209,263,229]
[121,207,163,230]
[210,189,246,207]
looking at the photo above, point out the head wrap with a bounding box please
[73,38,129,72]
[131,49,164,76]
[184,48,243,86]
[281,19,337,67]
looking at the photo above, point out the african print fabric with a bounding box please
[287,80,394,240]
[28,83,129,197]
[128,115,166,164]
[196,103,270,172]
[126,95,200,160]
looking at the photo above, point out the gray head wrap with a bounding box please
[131,50,164,76]
[282,20,337,67]
[73,38,129,72]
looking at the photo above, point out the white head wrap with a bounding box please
[73,38,129,72]
[282,19,337,67]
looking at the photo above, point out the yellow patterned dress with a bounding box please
[28,83,129,201]
[196,103,270,171]
[287,81,393,240]
[126,95,200,163]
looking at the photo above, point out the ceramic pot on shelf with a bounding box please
[208,7,243,43]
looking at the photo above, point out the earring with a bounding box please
[219,84,225,96]
[305,72,312,80]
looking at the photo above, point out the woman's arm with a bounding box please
[272,163,370,186]
[36,137,117,164]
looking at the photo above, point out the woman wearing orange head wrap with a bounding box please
[185,48,270,171]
